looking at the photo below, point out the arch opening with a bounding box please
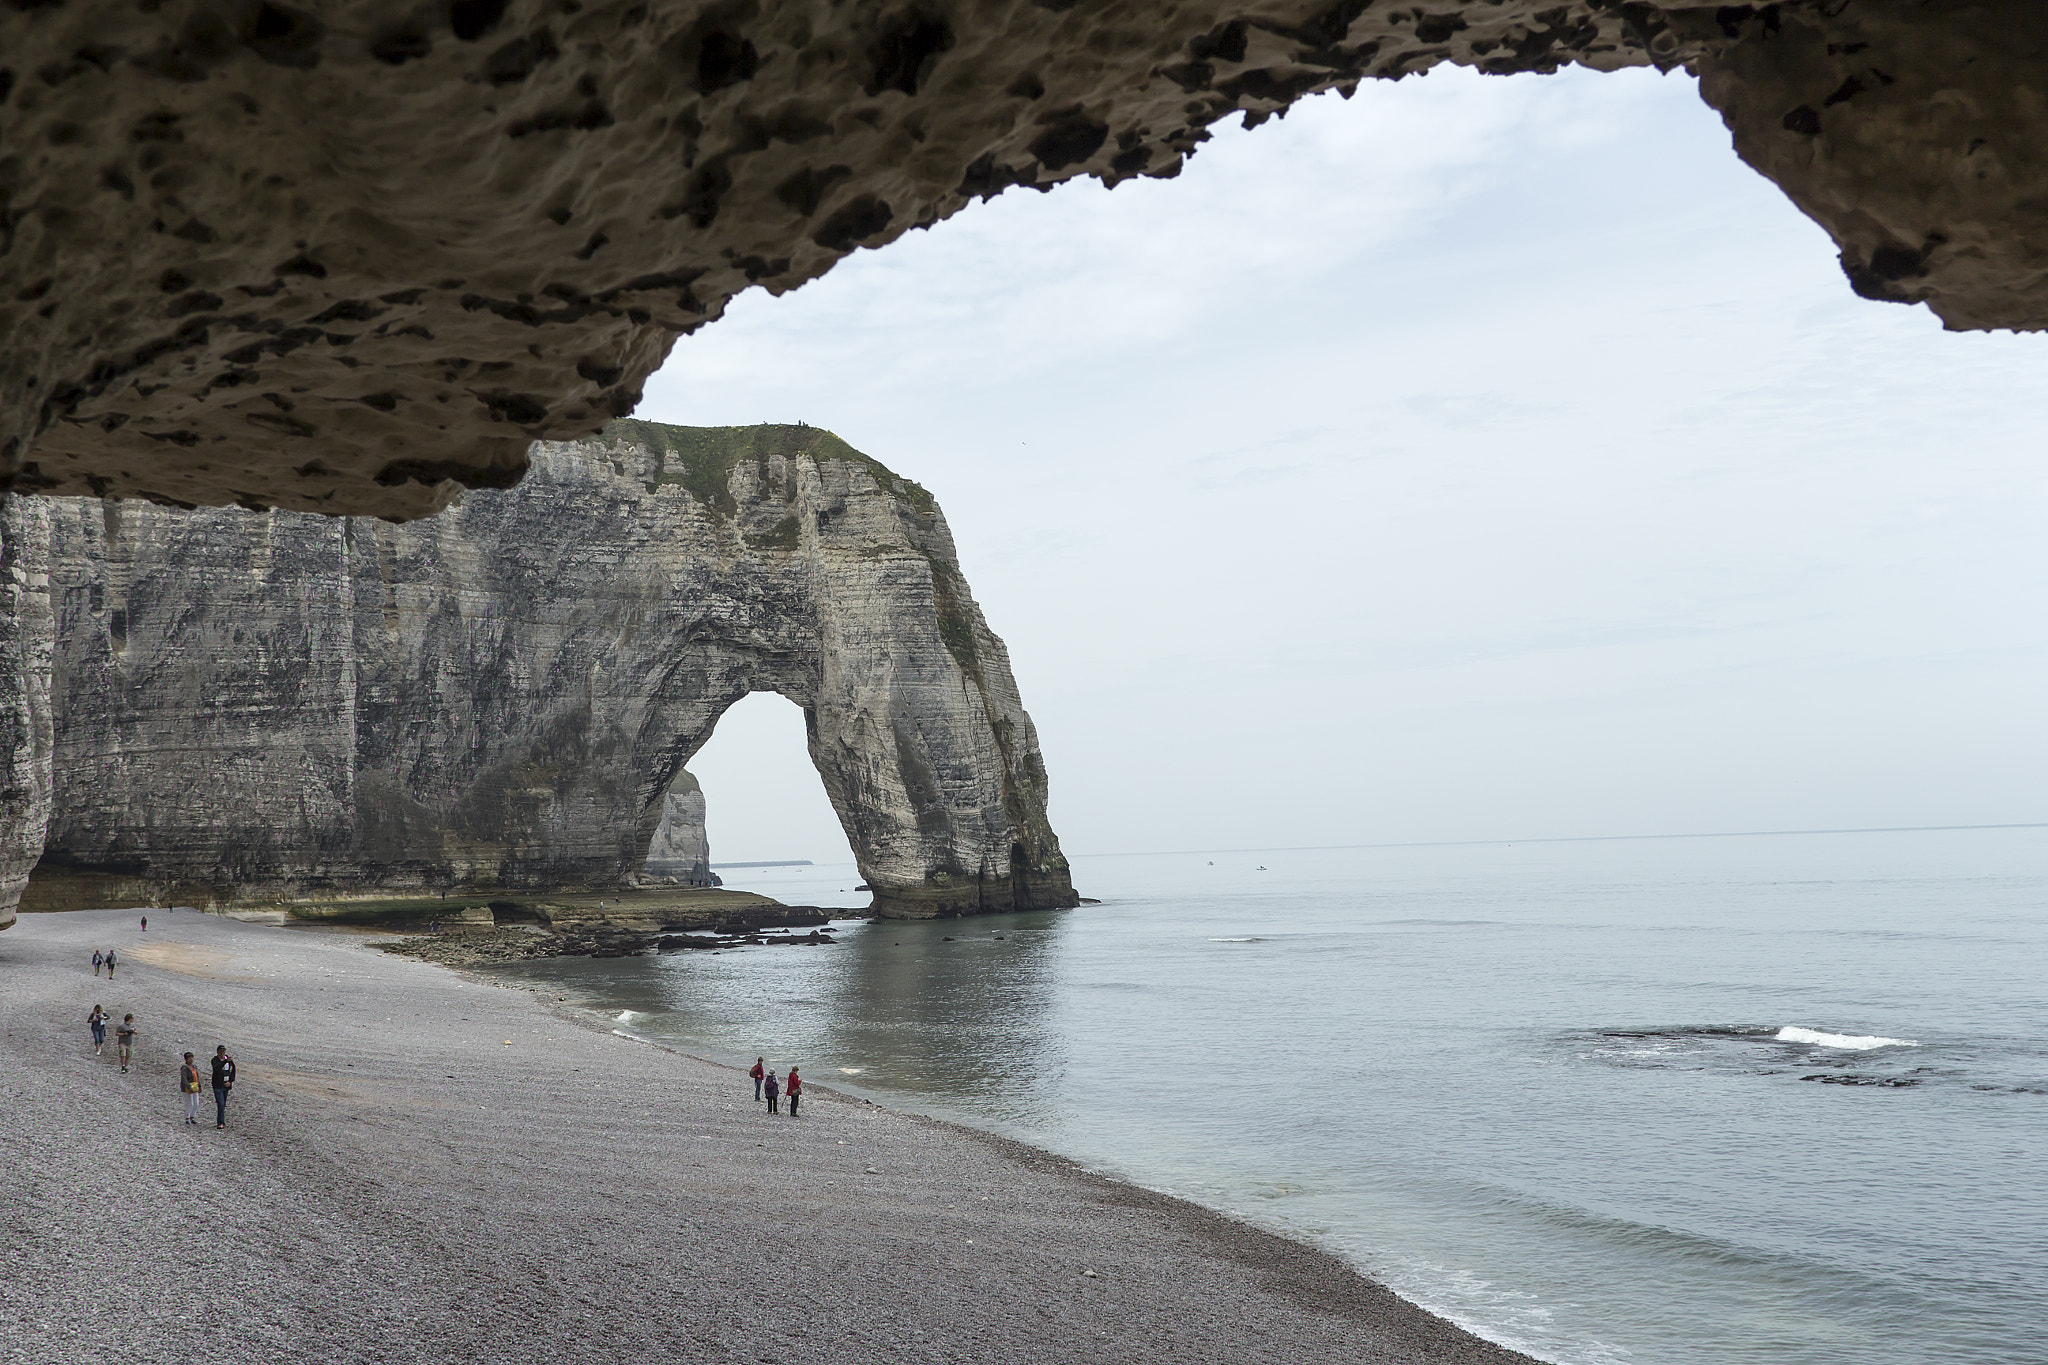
[645,692,863,908]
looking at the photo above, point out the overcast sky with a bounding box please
[644,65,2048,866]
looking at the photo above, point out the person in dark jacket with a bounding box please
[749,1057,765,1102]
[104,948,116,979]
[763,1070,780,1115]
[88,1004,107,1054]
[92,950,103,977]
[785,1067,802,1117]
[210,1045,236,1128]
[114,1014,137,1072]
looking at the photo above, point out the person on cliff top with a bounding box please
[87,1004,107,1055]
[178,1052,203,1126]
[763,1070,780,1115]
[92,950,103,977]
[210,1045,236,1129]
[785,1067,802,1117]
[114,1014,137,1072]
[749,1057,766,1102]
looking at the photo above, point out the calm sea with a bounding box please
[488,828,2048,1365]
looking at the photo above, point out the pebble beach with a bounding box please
[1,908,1537,1365]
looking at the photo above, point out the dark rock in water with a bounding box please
[1799,1074,1921,1087]
[707,906,834,933]
[658,935,720,951]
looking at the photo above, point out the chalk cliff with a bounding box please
[18,422,1075,922]
[0,499,53,930]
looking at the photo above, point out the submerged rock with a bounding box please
[20,422,1077,922]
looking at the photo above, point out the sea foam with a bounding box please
[1774,1026,1917,1051]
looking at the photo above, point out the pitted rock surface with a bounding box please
[21,421,1075,920]
[3,2,2042,518]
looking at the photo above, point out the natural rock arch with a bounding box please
[15,422,1076,922]
[3,1,2044,924]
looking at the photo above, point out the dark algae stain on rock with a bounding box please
[19,422,1077,923]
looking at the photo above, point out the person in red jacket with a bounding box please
[785,1067,802,1117]
[749,1057,765,1102]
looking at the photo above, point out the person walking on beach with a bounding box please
[210,1045,236,1128]
[178,1052,203,1125]
[750,1057,765,1102]
[92,950,103,977]
[140,914,147,932]
[104,948,116,979]
[785,1066,802,1117]
[114,1014,137,1072]
[88,1004,107,1055]
[764,1069,780,1114]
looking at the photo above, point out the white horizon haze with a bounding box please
[655,66,2048,868]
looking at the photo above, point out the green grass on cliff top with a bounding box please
[597,419,937,516]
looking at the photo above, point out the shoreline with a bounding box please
[5,907,1541,1365]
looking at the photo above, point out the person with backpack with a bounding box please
[114,1014,137,1072]
[763,1069,780,1115]
[210,1045,236,1128]
[140,915,147,932]
[88,1005,107,1055]
[178,1053,203,1125]
[785,1066,802,1117]
[92,950,103,977]
[749,1057,766,1102]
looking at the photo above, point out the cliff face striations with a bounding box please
[0,499,53,930]
[22,423,1075,921]
[2,2,2045,518]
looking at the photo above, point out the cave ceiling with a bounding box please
[2,0,2042,519]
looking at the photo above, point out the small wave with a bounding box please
[1208,936,1267,943]
[614,1010,639,1022]
[1775,1026,1918,1051]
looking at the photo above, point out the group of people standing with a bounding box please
[748,1057,803,1115]
[177,1046,237,1127]
[86,945,238,1129]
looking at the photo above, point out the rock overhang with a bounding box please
[3,1,2046,520]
